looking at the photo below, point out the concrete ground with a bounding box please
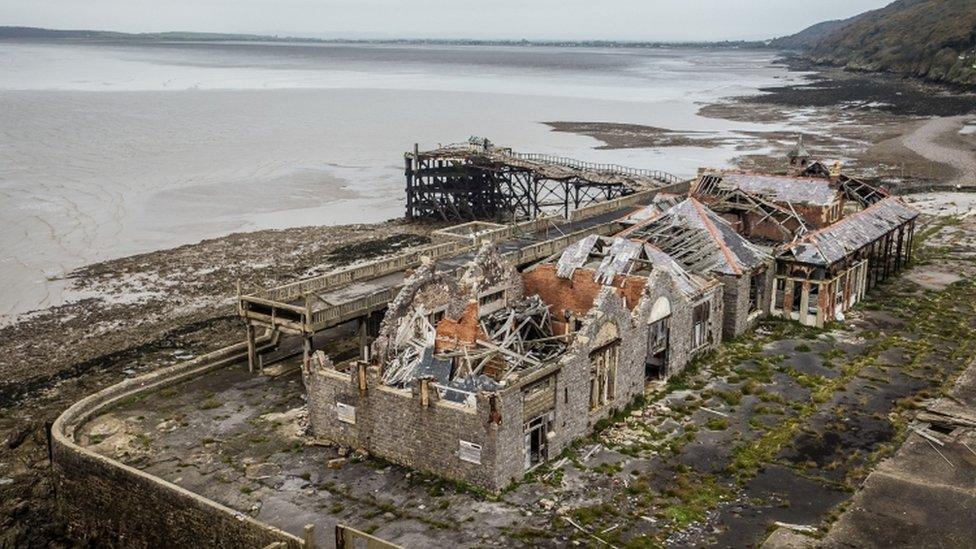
[80,200,976,548]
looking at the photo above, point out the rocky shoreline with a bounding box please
[0,218,439,547]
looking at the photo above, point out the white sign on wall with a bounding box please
[459,440,482,464]
[336,402,356,424]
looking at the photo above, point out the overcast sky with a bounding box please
[2,0,892,41]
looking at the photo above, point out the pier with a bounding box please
[404,138,681,221]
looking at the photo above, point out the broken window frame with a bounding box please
[588,340,619,410]
[748,270,765,314]
[807,282,820,316]
[790,281,803,313]
[692,300,712,350]
[523,411,554,470]
[428,308,446,327]
[478,289,505,308]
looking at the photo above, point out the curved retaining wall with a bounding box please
[51,335,305,548]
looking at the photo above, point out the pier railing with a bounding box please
[255,240,470,304]
[506,151,681,184]
[414,142,682,185]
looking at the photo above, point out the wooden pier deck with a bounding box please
[405,140,681,221]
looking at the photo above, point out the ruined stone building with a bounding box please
[303,237,723,491]
[774,197,918,326]
[619,197,774,338]
[276,141,920,491]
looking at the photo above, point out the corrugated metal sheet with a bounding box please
[556,234,598,279]
[784,197,919,265]
[717,173,839,206]
[620,194,683,225]
[595,237,642,285]
[646,199,770,276]
[643,243,712,297]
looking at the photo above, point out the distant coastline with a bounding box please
[0,25,771,49]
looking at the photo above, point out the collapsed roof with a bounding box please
[696,171,840,207]
[618,193,683,226]
[624,198,770,276]
[781,197,919,266]
[382,293,566,396]
[552,233,712,297]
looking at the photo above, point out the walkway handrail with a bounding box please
[415,141,681,184]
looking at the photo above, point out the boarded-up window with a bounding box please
[692,301,711,349]
[522,375,556,421]
[336,402,356,424]
[459,440,482,464]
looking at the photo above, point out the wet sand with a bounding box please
[549,62,976,190]
[0,43,806,320]
[900,116,976,186]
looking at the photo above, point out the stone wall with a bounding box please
[303,361,525,491]
[717,263,775,340]
[51,339,304,548]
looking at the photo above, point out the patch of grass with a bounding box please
[199,399,222,410]
[570,503,618,528]
[660,471,732,530]
[794,343,812,353]
[714,390,742,406]
[705,417,730,431]
[592,462,623,476]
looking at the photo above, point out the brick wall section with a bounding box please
[435,301,483,354]
[522,264,645,322]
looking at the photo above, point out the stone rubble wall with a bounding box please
[51,339,304,548]
[718,262,778,339]
[303,361,524,491]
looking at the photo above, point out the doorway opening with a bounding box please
[523,412,553,470]
[646,316,670,380]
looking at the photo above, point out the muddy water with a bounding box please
[0,41,806,320]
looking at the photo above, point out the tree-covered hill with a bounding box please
[772,0,976,87]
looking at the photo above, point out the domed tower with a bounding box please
[787,136,812,173]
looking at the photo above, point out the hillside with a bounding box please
[768,18,854,50]
[773,0,976,87]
